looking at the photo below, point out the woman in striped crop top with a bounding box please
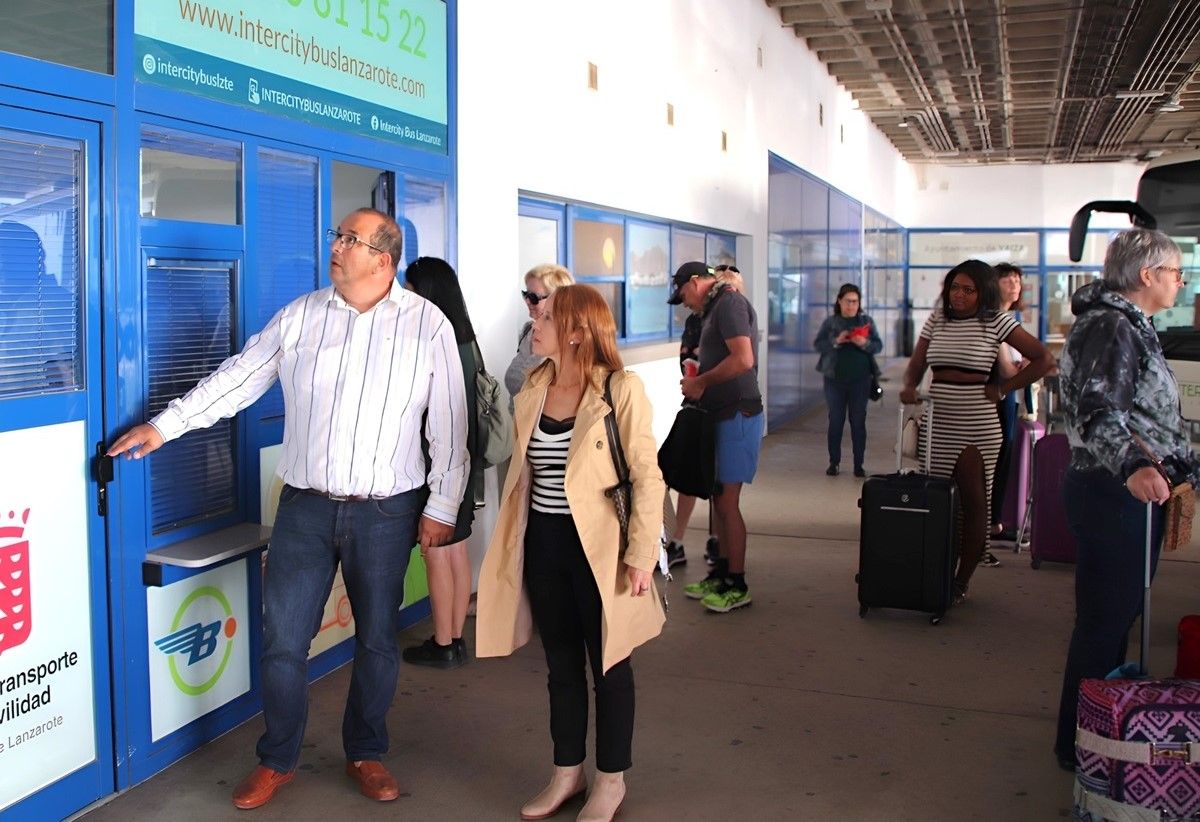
[899,260,1054,604]
[476,285,666,822]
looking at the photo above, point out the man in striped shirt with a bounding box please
[108,208,468,808]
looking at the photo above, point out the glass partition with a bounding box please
[141,127,241,225]
[767,155,865,427]
[0,2,112,74]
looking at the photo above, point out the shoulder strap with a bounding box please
[602,372,630,483]
[1132,434,1173,489]
[471,339,486,373]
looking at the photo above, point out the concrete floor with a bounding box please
[77,375,1200,821]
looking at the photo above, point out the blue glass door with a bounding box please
[0,108,114,820]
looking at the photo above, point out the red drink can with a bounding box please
[683,359,699,378]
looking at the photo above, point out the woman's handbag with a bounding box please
[601,373,632,554]
[1133,436,1195,552]
[657,404,716,499]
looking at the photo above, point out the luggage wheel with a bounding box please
[858,604,868,617]
[929,614,943,625]
[1030,558,1042,570]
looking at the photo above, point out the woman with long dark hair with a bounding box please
[814,283,883,477]
[477,284,666,822]
[899,260,1053,603]
[401,256,484,669]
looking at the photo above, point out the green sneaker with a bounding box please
[702,586,752,613]
[683,576,725,600]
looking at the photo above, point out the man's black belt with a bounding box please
[293,485,375,503]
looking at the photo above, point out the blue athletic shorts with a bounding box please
[714,411,764,484]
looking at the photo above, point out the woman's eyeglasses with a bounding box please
[522,290,549,305]
[1157,265,1186,285]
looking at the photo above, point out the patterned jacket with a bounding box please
[1060,280,1200,485]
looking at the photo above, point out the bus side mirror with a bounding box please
[1068,201,1157,262]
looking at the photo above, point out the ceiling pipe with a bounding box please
[1096,0,1200,153]
[1064,2,1141,162]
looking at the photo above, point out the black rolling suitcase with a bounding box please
[856,399,959,625]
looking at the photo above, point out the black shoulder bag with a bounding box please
[601,372,632,556]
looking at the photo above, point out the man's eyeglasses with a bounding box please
[522,290,549,305]
[326,229,385,254]
[1157,264,1186,284]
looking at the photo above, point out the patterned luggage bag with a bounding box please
[1073,503,1200,821]
[1074,678,1200,821]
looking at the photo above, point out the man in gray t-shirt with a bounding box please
[667,261,764,613]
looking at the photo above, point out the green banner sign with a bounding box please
[136,0,448,153]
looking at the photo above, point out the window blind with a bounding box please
[0,133,83,399]
[146,258,236,533]
[253,148,318,420]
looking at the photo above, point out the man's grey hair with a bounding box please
[1103,228,1180,292]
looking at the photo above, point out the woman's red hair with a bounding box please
[539,284,623,389]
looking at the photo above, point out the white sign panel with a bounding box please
[0,421,97,811]
[147,560,251,741]
[259,445,356,658]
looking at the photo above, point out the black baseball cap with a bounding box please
[667,261,714,304]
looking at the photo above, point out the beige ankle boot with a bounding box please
[520,765,586,820]
[577,770,625,822]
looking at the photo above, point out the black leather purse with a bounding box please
[601,372,632,555]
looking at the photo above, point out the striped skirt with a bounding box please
[918,380,1004,515]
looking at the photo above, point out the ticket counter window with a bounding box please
[402,176,447,266]
[573,217,625,331]
[333,160,391,222]
[0,2,112,74]
[141,128,241,225]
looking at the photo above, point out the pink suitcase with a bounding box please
[1000,418,1044,548]
[1028,433,1078,568]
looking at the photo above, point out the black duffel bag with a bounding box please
[657,404,715,499]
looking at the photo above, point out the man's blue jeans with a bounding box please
[256,485,421,772]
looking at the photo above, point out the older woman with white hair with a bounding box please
[1054,227,1200,771]
[504,264,576,403]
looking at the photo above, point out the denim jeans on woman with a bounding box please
[1054,466,1163,760]
[824,376,871,469]
[257,485,422,772]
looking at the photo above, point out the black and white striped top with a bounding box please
[147,280,469,524]
[921,309,1020,376]
[528,415,573,514]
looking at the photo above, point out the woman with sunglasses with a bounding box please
[504,264,575,406]
[899,260,1053,605]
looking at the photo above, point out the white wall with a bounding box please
[455,0,918,570]
[457,0,915,415]
[909,162,1146,228]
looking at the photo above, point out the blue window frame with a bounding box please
[519,196,736,343]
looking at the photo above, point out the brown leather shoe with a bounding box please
[345,760,400,801]
[232,764,295,809]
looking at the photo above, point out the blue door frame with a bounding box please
[0,104,115,821]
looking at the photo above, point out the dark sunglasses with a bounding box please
[522,290,549,305]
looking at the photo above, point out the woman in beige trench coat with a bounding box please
[476,285,666,822]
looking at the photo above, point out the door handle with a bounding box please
[93,441,114,517]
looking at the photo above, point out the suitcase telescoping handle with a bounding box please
[896,397,934,474]
[1140,501,1153,676]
